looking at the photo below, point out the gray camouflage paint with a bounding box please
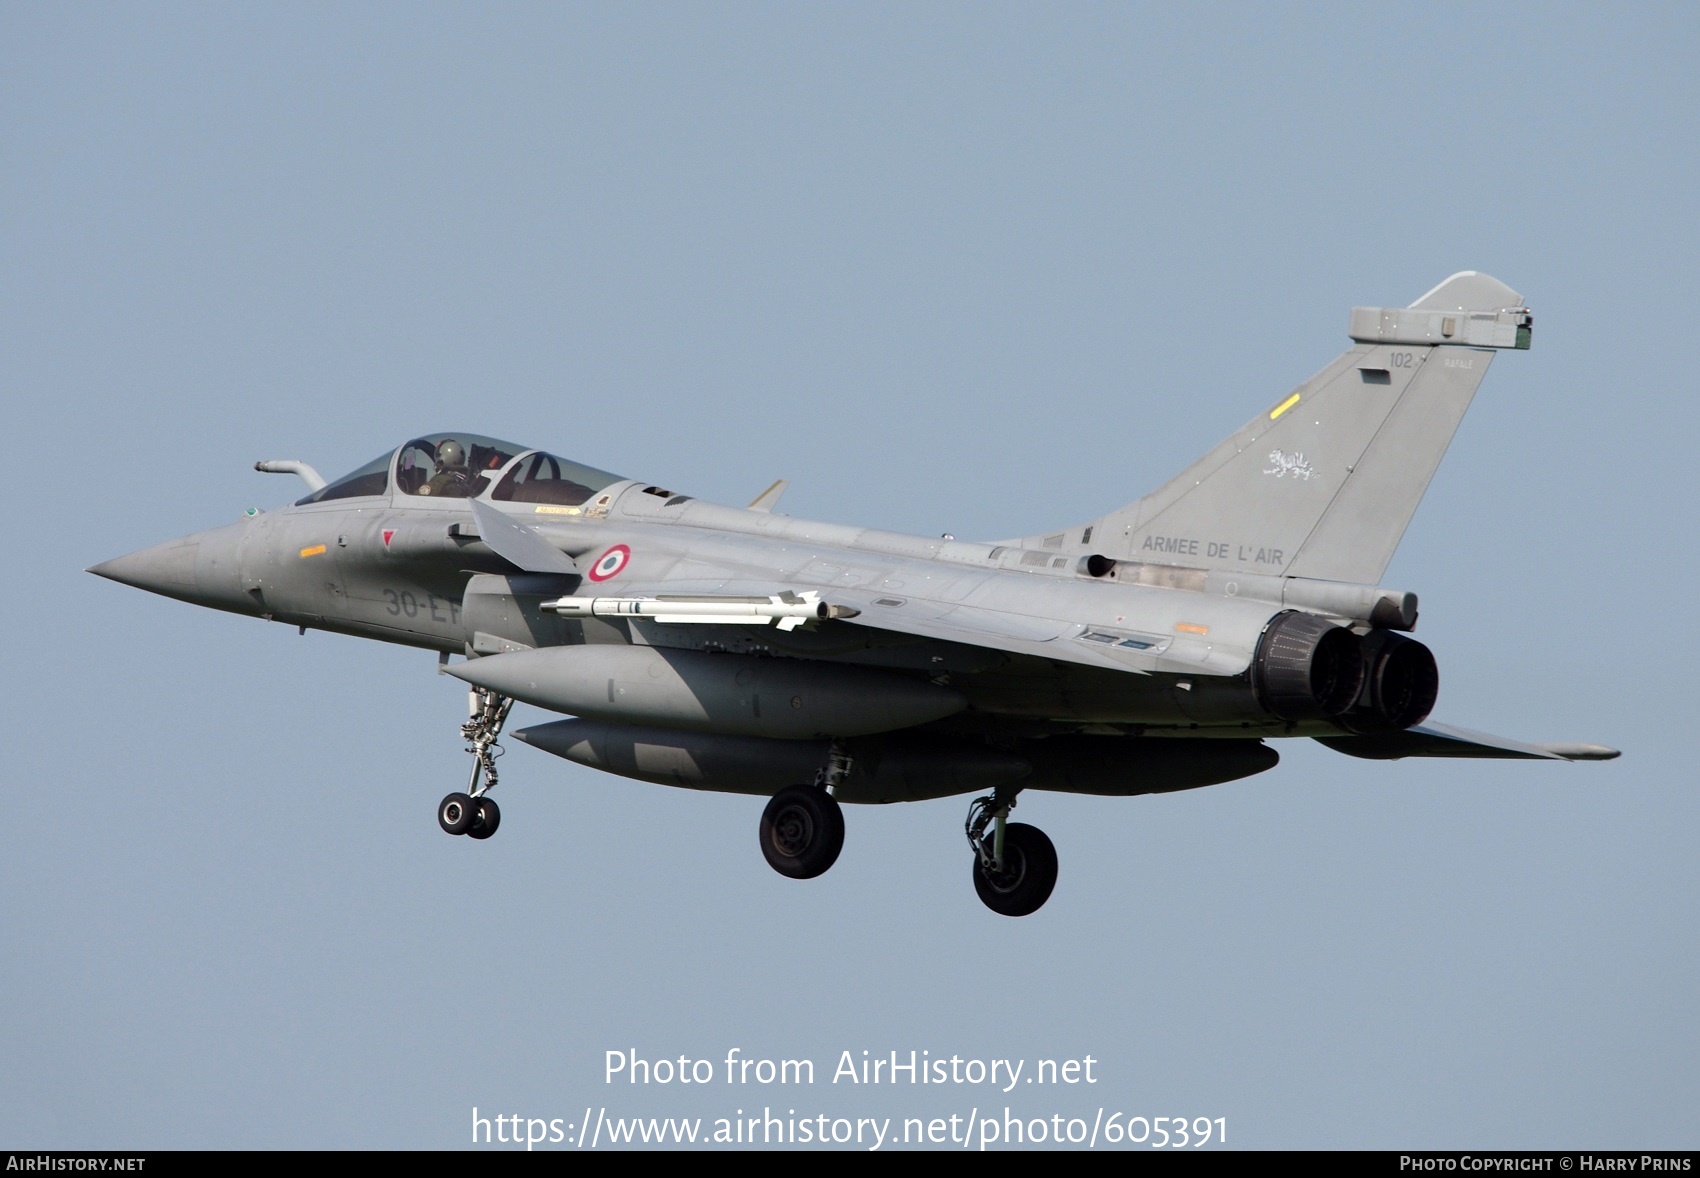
[89,273,1617,819]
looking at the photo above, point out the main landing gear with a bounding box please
[965,790,1058,917]
[755,750,1059,916]
[439,686,512,841]
[758,744,850,879]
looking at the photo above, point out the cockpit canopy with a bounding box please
[296,433,627,509]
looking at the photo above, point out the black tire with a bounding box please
[759,785,845,879]
[972,823,1058,917]
[438,792,478,836]
[467,796,501,840]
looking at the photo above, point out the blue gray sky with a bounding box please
[4,3,1694,1149]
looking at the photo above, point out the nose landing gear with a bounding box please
[440,687,512,840]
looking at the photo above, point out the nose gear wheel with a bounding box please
[467,796,501,840]
[438,792,478,836]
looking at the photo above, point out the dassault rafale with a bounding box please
[91,272,1617,915]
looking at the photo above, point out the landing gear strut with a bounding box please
[966,790,1057,916]
[440,686,512,839]
[758,743,850,879]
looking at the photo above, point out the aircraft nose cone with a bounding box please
[88,520,259,615]
[88,538,201,596]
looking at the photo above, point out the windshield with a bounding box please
[295,452,392,505]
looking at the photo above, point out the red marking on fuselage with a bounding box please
[587,544,631,582]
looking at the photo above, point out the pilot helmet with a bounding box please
[437,439,466,469]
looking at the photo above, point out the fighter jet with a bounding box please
[89,272,1617,916]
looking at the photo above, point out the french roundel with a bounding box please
[587,544,631,582]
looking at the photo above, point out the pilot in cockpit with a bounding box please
[419,439,473,497]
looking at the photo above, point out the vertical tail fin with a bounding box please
[1021,273,1532,586]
